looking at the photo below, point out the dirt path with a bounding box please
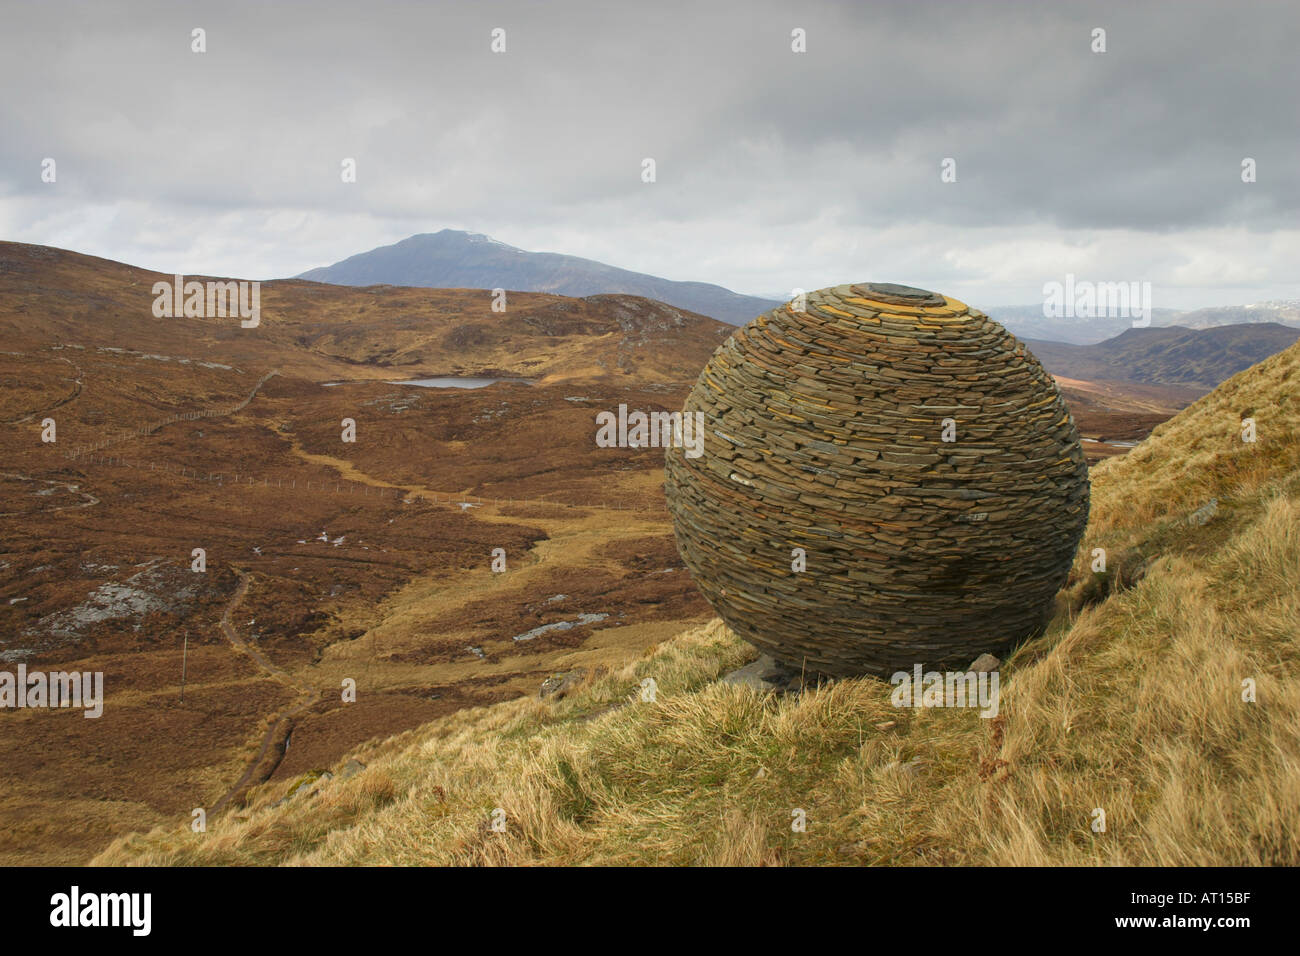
[196,433,671,813]
[211,569,318,814]
[2,355,82,425]
[284,438,662,521]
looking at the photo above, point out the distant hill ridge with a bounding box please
[1025,323,1300,391]
[989,301,1300,345]
[296,230,782,327]
[0,239,732,385]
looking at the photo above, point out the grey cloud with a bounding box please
[1,0,1298,305]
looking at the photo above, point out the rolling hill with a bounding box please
[988,301,1300,345]
[1173,300,1300,331]
[295,230,782,327]
[0,240,732,385]
[0,239,733,864]
[1026,324,1300,391]
[985,304,1185,345]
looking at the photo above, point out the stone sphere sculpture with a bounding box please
[664,282,1090,677]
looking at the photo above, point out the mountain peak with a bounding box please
[296,234,780,325]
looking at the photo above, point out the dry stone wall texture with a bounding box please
[664,282,1090,676]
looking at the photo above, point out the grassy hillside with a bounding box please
[95,342,1300,866]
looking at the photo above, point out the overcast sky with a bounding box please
[2,0,1298,309]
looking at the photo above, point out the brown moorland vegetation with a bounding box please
[94,339,1300,866]
[0,243,725,864]
[0,241,1258,865]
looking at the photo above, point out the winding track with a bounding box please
[1,354,83,425]
[9,362,663,814]
[210,570,319,815]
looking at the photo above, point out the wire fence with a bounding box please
[63,369,280,461]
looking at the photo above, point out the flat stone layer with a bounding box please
[664,282,1090,677]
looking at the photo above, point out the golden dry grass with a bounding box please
[94,342,1300,867]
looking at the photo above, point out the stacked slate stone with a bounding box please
[663,282,1090,677]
